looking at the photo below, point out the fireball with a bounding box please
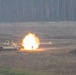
[22,33,40,50]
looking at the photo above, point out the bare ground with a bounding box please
[0,22,76,75]
[0,48,76,75]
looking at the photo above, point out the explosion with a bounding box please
[22,33,40,50]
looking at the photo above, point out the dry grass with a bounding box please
[0,22,76,75]
[0,49,76,75]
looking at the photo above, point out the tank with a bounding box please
[0,40,21,51]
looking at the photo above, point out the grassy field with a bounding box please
[0,22,76,75]
[0,68,34,75]
[0,50,76,75]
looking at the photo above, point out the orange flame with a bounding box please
[22,33,40,50]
